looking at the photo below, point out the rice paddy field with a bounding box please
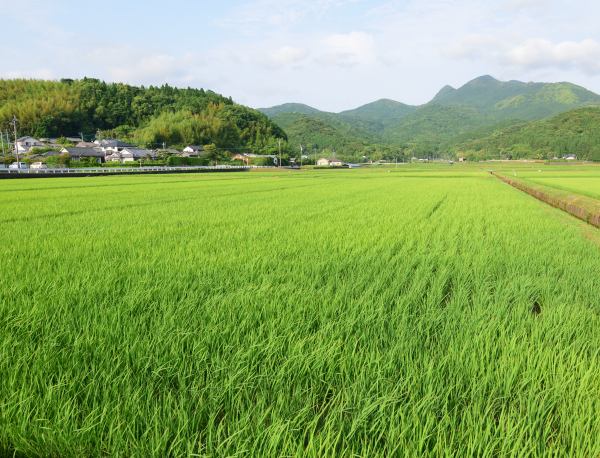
[517,171,600,200]
[1,165,600,456]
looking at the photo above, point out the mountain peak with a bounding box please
[339,98,416,126]
[433,85,456,100]
[258,103,324,117]
[473,74,498,82]
[462,75,501,88]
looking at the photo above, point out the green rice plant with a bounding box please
[0,168,599,456]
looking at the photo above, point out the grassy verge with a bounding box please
[492,172,600,228]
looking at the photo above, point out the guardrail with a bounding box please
[0,165,252,174]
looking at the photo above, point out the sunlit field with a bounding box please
[519,172,600,200]
[1,167,600,456]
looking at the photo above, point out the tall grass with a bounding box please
[1,168,599,456]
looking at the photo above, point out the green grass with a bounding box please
[1,168,600,456]
[518,175,600,200]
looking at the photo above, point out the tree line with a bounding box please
[0,78,287,153]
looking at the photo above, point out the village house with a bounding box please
[60,147,106,163]
[16,136,45,153]
[112,148,156,162]
[76,141,98,148]
[182,145,203,156]
[94,139,135,154]
[317,157,345,167]
[105,152,121,162]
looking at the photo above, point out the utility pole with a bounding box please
[278,138,282,168]
[0,131,5,157]
[11,116,19,168]
[300,144,303,168]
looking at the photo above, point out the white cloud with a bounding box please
[268,46,309,66]
[446,35,506,60]
[219,0,358,30]
[319,32,376,67]
[506,38,600,74]
[2,69,56,80]
[3,0,600,111]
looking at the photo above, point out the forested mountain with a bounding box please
[338,99,416,130]
[430,75,600,120]
[271,112,376,154]
[260,76,600,159]
[455,106,600,161]
[258,103,326,117]
[3,76,600,161]
[0,79,286,152]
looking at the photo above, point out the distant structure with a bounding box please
[232,153,277,165]
[107,148,155,163]
[60,147,106,162]
[317,157,345,167]
[16,136,45,153]
[182,145,203,157]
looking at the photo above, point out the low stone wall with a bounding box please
[492,172,600,228]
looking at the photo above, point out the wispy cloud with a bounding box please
[218,0,360,31]
[1,0,600,110]
[506,38,600,74]
[318,32,376,67]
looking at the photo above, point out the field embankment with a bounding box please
[492,171,600,228]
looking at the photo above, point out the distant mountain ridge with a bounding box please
[259,76,600,157]
[456,106,600,161]
[258,103,329,117]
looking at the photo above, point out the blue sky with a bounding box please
[3,0,600,111]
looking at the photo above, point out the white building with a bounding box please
[119,148,156,162]
[317,158,345,167]
[94,139,134,155]
[182,145,203,156]
[16,136,45,153]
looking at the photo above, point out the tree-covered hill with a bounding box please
[338,99,416,131]
[0,78,286,152]
[258,103,326,118]
[430,75,600,120]
[270,112,376,155]
[455,106,600,161]
[260,76,600,158]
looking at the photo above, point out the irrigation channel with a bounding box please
[492,171,600,228]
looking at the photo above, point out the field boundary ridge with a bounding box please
[491,171,600,228]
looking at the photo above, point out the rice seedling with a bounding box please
[1,168,599,456]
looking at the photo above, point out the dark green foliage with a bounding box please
[261,76,600,159]
[258,103,325,117]
[0,79,286,152]
[166,156,209,166]
[338,98,416,130]
[431,75,600,120]
[457,107,600,160]
[271,113,374,153]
